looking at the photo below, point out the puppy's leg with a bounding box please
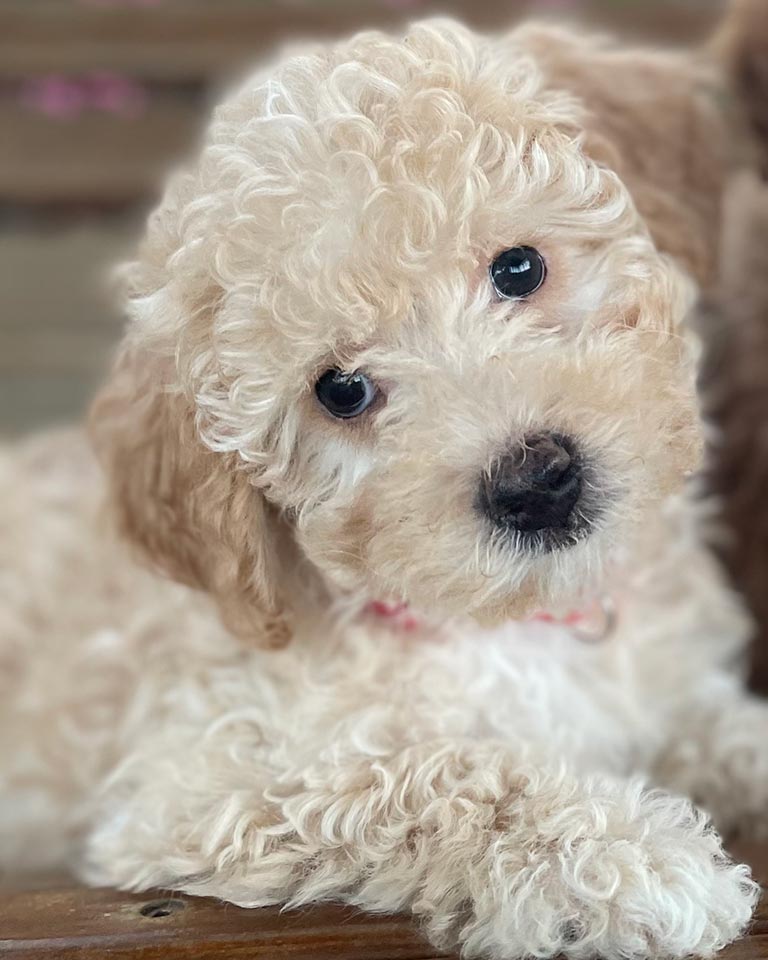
[85,739,756,959]
[654,675,768,838]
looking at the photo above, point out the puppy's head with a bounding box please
[92,21,702,639]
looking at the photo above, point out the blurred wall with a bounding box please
[0,0,721,436]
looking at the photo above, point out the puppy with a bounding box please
[2,7,767,958]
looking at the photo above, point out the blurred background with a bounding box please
[0,0,722,437]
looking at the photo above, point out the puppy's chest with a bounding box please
[454,624,654,772]
[297,619,660,777]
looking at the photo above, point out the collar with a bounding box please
[528,595,617,643]
[365,600,421,632]
[365,596,616,643]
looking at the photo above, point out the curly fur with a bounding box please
[2,11,767,960]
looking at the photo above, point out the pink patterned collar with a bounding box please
[365,597,616,642]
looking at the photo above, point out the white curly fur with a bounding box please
[1,16,766,960]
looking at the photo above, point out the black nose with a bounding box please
[480,433,582,534]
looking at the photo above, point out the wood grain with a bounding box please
[0,887,448,960]
[1,845,766,960]
[1,881,766,960]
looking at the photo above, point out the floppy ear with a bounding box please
[89,343,292,648]
[513,23,728,289]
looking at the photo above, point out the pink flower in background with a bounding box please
[18,74,147,119]
[18,77,86,120]
[84,73,147,117]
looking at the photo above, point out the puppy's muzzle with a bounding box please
[480,433,584,542]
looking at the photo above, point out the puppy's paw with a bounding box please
[460,777,758,960]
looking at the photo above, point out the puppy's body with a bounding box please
[3,15,768,960]
[0,428,761,956]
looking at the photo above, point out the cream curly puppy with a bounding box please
[3,8,768,959]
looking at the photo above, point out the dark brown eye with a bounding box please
[490,246,546,300]
[315,369,376,419]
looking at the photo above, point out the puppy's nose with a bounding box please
[480,433,582,533]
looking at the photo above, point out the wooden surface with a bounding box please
[0,224,135,437]
[1,843,766,960]
[0,885,763,960]
[0,888,447,960]
[0,0,720,206]
[0,0,719,80]
[0,98,200,205]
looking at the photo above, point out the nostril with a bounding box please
[513,433,574,491]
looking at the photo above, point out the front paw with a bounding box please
[461,777,758,960]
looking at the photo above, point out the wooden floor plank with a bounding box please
[1,843,766,958]
[1,879,766,960]
[0,887,448,959]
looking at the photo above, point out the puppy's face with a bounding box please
[104,22,701,629]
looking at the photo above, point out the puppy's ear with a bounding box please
[89,344,292,648]
[513,24,728,289]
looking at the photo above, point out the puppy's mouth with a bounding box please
[477,431,596,553]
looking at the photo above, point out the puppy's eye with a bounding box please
[490,246,546,300]
[315,368,377,419]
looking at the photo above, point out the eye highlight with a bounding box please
[490,246,546,300]
[315,369,377,419]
